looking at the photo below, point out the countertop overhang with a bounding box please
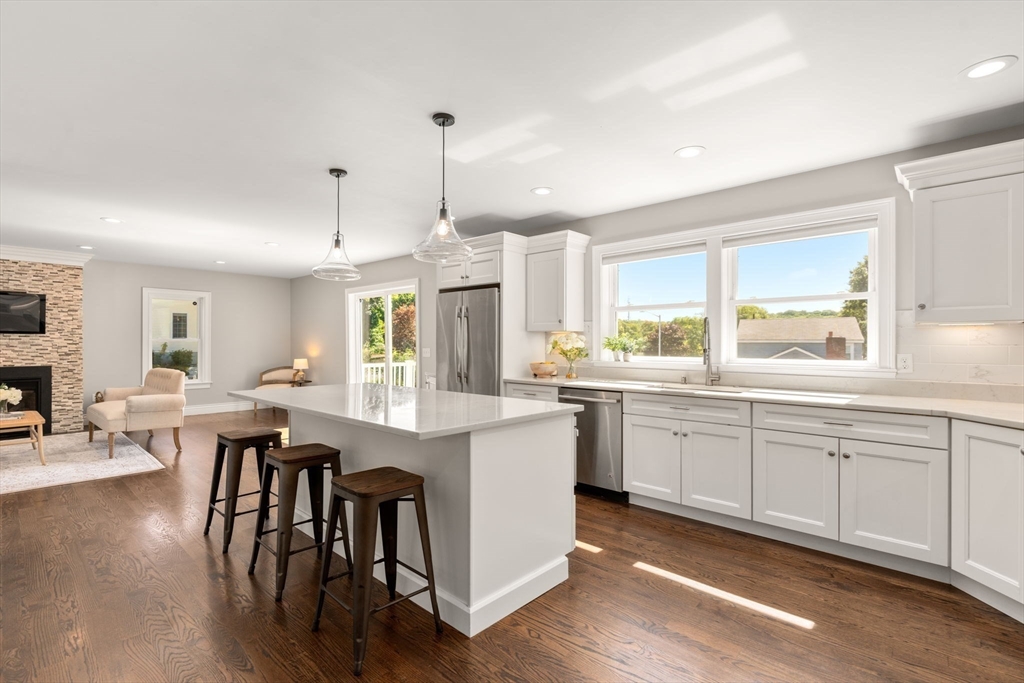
[505,377,1023,430]
[229,384,582,440]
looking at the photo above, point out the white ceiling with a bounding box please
[1,1,1022,278]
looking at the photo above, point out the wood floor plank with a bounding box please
[1,410,1021,682]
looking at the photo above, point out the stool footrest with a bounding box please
[371,585,430,614]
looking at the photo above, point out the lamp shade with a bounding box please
[293,358,309,370]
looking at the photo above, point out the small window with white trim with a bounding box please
[143,288,212,387]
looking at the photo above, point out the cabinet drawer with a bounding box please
[753,403,948,449]
[624,392,750,426]
[506,383,559,402]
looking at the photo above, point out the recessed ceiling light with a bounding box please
[961,55,1018,79]
[265,242,279,247]
[78,245,94,250]
[214,260,226,264]
[531,187,553,195]
[674,146,706,158]
[99,217,122,223]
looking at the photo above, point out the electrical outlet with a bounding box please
[896,354,913,372]
[422,347,431,358]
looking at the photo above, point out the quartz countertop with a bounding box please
[505,377,1024,430]
[229,384,582,440]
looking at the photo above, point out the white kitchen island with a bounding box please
[228,383,582,636]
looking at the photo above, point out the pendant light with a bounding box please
[412,113,473,264]
[312,168,361,281]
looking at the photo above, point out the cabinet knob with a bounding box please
[828,450,836,457]
[558,319,562,324]
[672,430,679,436]
[681,432,689,437]
[917,303,926,310]
[842,452,851,459]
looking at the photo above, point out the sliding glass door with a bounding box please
[350,281,418,387]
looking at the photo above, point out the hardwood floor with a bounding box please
[2,410,1022,682]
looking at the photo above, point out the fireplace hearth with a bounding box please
[0,366,52,436]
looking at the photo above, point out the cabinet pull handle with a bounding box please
[842,452,851,459]
[823,421,854,427]
[669,406,691,410]
[828,450,836,457]
[522,392,537,396]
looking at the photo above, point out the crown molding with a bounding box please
[527,230,592,254]
[894,139,1024,198]
[465,231,530,253]
[0,245,94,267]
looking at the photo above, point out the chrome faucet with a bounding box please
[703,317,720,386]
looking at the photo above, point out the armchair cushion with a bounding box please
[104,386,144,402]
[86,400,128,432]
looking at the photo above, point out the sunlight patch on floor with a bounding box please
[634,561,815,629]
[575,540,603,553]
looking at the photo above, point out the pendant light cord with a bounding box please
[336,173,341,238]
[441,123,446,202]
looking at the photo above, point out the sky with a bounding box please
[617,231,869,319]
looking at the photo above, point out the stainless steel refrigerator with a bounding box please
[437,286,500,395]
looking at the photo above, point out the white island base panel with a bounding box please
[289,410,576,637]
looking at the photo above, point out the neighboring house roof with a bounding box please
[769,347,824,360]
[736,317,865,343]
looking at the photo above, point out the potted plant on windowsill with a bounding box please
[603,335,625,361]
[549,332,589,379]
[621,335,639,362]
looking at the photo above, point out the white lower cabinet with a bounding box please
[624,415,682,504]
[753,430,839,540]
[951,420,1024,603]
[681,421,751,519]
[839,439,948,565]
[753,428,949,563]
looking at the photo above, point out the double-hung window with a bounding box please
[142,287,212,387]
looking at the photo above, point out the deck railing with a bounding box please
[361,361,417,387]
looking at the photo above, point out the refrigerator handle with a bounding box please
[455,305,464,386]
[462,305,470,386]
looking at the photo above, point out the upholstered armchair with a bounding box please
[86,368,186,458]
[252,366,296,413]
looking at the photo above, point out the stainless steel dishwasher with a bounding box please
[558,387,623,492]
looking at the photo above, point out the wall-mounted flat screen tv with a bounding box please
[0,292,46,334]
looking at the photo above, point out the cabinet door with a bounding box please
[914,173,1024,323]
[680,421,752,520]
[465,249,501,286]
[753,429,839,539]
[438,262,466,289]
[623,414,681,504]
[526,250,566,331]
[839,439,948,565]
[951,421,1024,602]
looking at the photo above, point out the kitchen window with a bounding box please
[142,288,212,388]
[346,279,419,387]
[592,199,895,377]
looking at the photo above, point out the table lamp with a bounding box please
[293,358,309,383]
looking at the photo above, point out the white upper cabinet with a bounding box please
[526,231,590,332]
[438,248,502,289]
[896,139,1024,323]
[951,420,1024,603]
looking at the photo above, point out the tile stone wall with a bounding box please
[0,259,84,433]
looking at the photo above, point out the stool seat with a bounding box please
[332,466,424,498]
[218,427,284,444]
[267,443,341,465]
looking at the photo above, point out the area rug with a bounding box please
[0,431,164,495]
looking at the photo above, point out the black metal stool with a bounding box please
[312,466,442,676]
[204,428,283,553]
[248,443,343,601]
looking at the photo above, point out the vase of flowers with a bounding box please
[549,332,589,379]
[0,383,23,415]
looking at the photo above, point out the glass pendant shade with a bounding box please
[312,232,360,281]
[412,200,472,264]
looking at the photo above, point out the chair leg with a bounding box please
[148,429,154,436]
[312,490,342,632]
[307,465,325,558]
[88,422,94,442]
[253,402,257,415]
[413,486,443,634]
[249,464,275,575]
[329,456,352,569]
[379,499,399,601]
[172,427,182,451]
[273,465,301,601]
[351,498,379,676]
[222,443,244,553]
[204,441,227,536]
[107,432,115,459]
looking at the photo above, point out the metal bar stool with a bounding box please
[248,443,344,601]
[312,466,442,676]
[204,428,283,553]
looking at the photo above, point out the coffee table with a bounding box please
[0,410,47,465]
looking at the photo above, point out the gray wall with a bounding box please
[290,254,438,386]
[83,260,292,408]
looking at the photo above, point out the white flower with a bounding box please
[0,387,22,405]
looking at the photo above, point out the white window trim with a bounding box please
[589,198,896,378]
[142,287,213,390]
[345,279,420,387]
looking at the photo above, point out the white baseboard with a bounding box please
[951,572,1024,623]
[183,401,255,416]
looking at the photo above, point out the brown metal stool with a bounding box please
[312,466,442,676]
[204,428,283,553]
[248,443,343,601]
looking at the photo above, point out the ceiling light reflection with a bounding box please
[634,561,815,629]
